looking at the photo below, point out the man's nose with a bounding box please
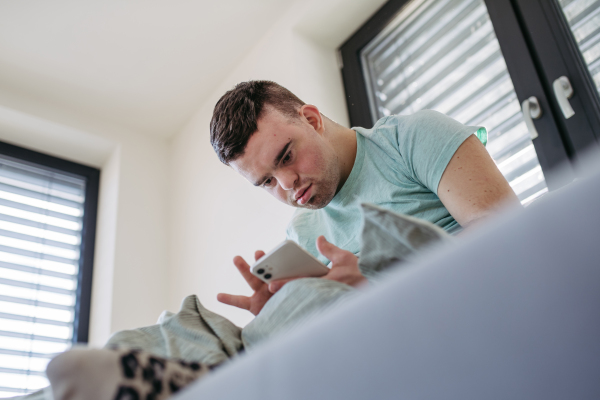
[277,170,298,191]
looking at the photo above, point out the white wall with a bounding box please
[0,104,170,346]
[167,0,387,326]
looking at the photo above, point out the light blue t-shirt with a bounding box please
[286,110,484,264]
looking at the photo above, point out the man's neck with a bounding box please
[323,118,358,192]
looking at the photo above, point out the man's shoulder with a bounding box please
[355,110,443,141]
[357,110,465,154]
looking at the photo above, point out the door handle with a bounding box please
[553,76,575,119]
[521,96,542,140]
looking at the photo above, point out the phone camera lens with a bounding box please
[257,268,265,274]
[264,273,272,280]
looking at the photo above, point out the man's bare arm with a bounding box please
[438,135,521,228]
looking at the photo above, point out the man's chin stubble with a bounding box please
[302,192,335,210]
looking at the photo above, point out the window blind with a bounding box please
[0,155,85,397]
[361,0,548,205]
[559,0,600,95]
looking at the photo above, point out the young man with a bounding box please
[210,80,519,315]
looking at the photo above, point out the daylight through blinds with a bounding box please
[361,0,548,205]
[559,0,600,96]
[0,155,84,397]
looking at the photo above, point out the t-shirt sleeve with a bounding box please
[394,110,483,195]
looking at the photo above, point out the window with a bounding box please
[560,0,600,95]
[0,141,99,397]
[340,0,600,199]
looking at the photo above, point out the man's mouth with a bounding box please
[295,184,312,205]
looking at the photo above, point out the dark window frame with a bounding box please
[484,0,574,188]
[513,0,600,153]
[0,140,100,343]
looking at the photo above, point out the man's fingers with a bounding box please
[254,250,266,262]
[216,293,251,310]
[233,256,264,291]
[316,235,353,265]
[268,278,295,293]
[315,235,335,257]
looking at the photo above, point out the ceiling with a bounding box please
[0,0,298,138]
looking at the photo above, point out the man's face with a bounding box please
[230,107,341,209]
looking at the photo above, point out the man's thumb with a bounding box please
[316,236,339,261]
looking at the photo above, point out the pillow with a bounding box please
[358,203,452,281]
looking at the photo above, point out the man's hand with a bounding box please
[216,251,273,316]
[268,236,367,293]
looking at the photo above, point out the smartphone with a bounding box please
[251,240,329,283]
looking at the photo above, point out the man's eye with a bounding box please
[263,178,273,187]
[282,152,292,164]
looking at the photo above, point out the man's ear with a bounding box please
[299,105,325,134]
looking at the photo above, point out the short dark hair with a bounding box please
[210,80,305,164]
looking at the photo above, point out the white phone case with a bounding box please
[251,240,329,283]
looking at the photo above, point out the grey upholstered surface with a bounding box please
[175,159,600,400]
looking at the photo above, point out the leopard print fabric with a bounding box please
[112,349,213,400]
[46,347,217,400]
